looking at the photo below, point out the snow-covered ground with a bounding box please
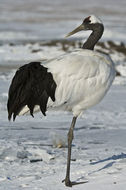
[0,33,126,190]
[0,74,126,190]
[0,0,126,189]
[0,39,126,190]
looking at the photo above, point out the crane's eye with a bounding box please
[83,16,91,24]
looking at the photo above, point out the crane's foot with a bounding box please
[62,178,88,187]
[62,178,72,187]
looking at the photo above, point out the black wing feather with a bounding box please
[7,62,57,121]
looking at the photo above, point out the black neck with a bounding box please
[82,23,104,50]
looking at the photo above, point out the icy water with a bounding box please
[0,0,126,41]
[0,1,126,189]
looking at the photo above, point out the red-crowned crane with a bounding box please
[7,15,115,187]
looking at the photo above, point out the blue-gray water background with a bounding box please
[0,0,125,42]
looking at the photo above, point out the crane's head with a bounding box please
[65,15,103,37]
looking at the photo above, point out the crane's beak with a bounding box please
[65,23,85,38]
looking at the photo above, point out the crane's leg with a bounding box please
[62,116,77,187]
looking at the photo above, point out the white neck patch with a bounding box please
[89,15,102,24]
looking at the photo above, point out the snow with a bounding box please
[0,0,126,189]
[0,71,126,189]
[0,41,125,77]
[0,43,64,64]
[0,38,126,190]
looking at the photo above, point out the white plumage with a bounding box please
[20,49,115,117]
[45,49,115,116]
[7,15,116,187]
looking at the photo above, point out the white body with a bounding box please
[19,49,115,117]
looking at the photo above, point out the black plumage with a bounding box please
[7,16,115,187]
[7,62,57,121]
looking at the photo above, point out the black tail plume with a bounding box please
[7,62,57,121]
